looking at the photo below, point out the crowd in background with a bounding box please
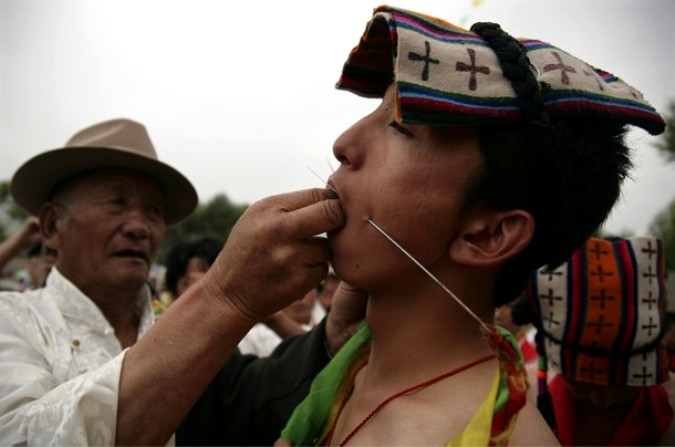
[1,4,674,445]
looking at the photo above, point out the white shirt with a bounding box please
[238,302,327,357]
[311,301,327,327]
[237,323,282,357]
[0,268,156,445]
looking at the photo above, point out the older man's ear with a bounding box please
[38,203,62,250]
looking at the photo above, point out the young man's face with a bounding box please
[46,169,166,298]
[327,84,483,291]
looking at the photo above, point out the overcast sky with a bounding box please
[1,0,674,236]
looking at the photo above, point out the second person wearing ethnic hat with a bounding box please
[524,236,673,446]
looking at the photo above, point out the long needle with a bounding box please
[307,166,337,194]
[326,158,336,174]
[306,166,486,329]
[366,218,487,329]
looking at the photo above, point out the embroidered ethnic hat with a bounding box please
[524,237,669,386]
[336,5,665,135]
[10,118,198,225]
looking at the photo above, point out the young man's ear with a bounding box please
[38,202,62,250]
[449,208,534,267]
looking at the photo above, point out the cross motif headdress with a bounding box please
[336,5,665,135]
[525,236,669,386]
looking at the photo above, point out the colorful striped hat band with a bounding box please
[525,237,669,386]
[336,6,665,135]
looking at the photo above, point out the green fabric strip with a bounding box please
[280,322,371,446]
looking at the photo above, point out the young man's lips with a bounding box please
[326,179,340,198]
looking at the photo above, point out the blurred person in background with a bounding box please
[22,242,57,290]
[0,217,43,282]
[523,236,674,445]
[164,236,223,301]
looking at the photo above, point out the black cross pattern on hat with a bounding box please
[642,265,657,284]
[590,264,613,283]
[542,311,560,329]
[590,288,615,309]
[587,314,613,335]
[455,47,490,91]
[543,51,576,85]
[589,242,609,260]
[408,40,440,81]
[540,288,563,307]
[633,365,654,386]
[540,268,563,281]
[642,316,658,337]
[641,240,658,260]
[583,68,605,91]
[642,290,658,311]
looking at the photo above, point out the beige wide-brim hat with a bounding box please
[10,118,198,225]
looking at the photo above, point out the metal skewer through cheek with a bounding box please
[305,166,487,330]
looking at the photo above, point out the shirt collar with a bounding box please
[45,267,155,339]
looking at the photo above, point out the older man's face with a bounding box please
[46,169,166,297]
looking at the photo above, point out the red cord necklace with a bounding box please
[325,353,497,446]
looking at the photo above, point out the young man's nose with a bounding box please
[332,118,373,170]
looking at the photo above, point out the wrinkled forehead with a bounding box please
[51,168,165,202]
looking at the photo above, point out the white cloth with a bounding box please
[237,323,282,357]
[0,268,156,446]
[310,301,327,327]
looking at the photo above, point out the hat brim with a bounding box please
[10,146,198,225]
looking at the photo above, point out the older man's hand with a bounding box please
[202,188,344,323]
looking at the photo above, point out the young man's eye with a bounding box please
[389,121,414,138]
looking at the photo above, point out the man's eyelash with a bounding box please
[389,121,414,137]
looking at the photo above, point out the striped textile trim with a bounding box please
[336,5,665,135]
[526,237,669,386]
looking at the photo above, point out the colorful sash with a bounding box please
[281,323,527,446]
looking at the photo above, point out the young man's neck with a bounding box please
[364,280,495,379]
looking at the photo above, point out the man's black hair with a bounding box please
[464,23,632,307]
[164,237,223,296]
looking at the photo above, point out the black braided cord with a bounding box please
[470,22,547,125]
[471,22,559,433]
